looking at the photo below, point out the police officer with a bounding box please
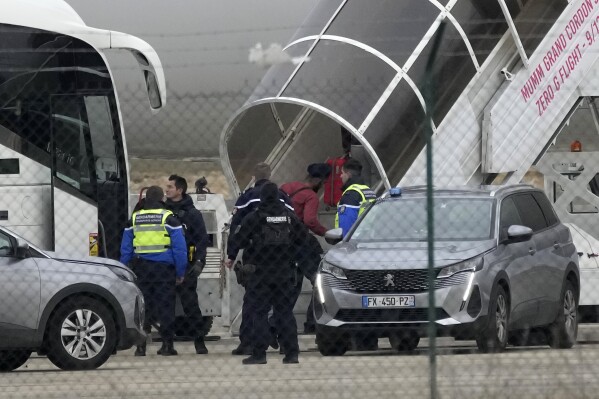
[335,159,377,350]
[336,159,376,237]
[165,174,210,354]
[120,186,187,356]
[223,162,293,355]
[232,182,307,365]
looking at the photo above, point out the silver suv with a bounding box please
[0,226,144,371]
[316,185,579,355]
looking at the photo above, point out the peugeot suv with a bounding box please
[0,226,145,371]
[315,185,579,355]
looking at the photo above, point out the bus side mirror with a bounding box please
[108,33,166,111]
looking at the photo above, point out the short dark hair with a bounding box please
[260,181,279,203]
[169,174,187,194]
[342,158,362,177]
[145,186,164,203]
[254,162,271,181]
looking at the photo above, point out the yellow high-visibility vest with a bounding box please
[334,184,376,228]
[132,209,173,254]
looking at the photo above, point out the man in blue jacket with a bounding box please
[121,186,187,356]
[335,159,376,237]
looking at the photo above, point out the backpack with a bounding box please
[256,211,292,247]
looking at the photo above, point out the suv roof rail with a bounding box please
[396,185,434,191]
[384,184,536,198]
[484,184,535,197]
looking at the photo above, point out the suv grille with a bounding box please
[322,270,469,293]
[335,308,449,322]
[345,269,432,292]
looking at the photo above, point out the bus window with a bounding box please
[84,96,119,182]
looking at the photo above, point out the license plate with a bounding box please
[362,295,415,308]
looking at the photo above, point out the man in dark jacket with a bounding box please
[165,174,210,354]
[224,162,293,355]
[232,182,307,365]
[121,186,187,356]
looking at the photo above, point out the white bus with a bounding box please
[0,0,166,259]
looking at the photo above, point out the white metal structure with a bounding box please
[220,0,599,330]
[0,0,165,258]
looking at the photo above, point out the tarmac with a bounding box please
[3,325,599,398]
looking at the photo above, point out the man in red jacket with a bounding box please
[280,163,331,334]
[280,163,331,236]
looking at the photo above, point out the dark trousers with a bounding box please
[246,272,298,356]
[268,271,314,351]
[290,273,315,331]
[132,259,176,343]
[176,271,205,338]
[239,289,252,347]
[296,238,321,331]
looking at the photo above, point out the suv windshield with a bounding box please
[350,197,495,242]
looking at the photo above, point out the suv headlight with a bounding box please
[320,261,347,280]
[437,257,483,278]
[108,265,136,282]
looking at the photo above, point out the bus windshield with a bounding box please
[0,24,124,200]
[0,23,129,258]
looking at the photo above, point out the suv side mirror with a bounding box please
[506,225,533,242]
[15,238,29,259]
[325,228,343,245]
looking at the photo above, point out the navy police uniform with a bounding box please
[335,176,376,237]
[120,201,187,353]
[226,179,293,352]
[232,182,307,364]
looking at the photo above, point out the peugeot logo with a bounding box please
[384,273,395,287]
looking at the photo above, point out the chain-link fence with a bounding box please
[5,1,599,398]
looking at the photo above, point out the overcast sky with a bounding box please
[65,0,318,158]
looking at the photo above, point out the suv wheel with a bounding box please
[389,332,419,352]
[316,330,348,356]
[548,280,578,349]
[0,350,31,372]
[476,285,509,353]
[46,297,117,370]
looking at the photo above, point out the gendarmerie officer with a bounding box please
[223,162,293,355]
[336,158,376,237]
[120,186,187,356]
[232,182,308,365]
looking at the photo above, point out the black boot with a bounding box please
[269,332,279,350]
[231,343,253,355]
[157,341,178,356]
[242,353,267,365]
[303,323,316,334]
[194,336,208,354]
[134,343,146,357]
[282,352,299,364]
